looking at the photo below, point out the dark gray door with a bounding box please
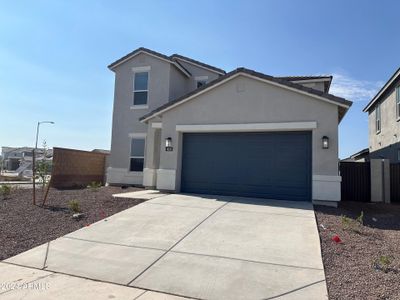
[181,132,312,201]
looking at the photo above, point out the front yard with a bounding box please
[315,202,400,300]
[2,185,400,299]
[0,186,143,260]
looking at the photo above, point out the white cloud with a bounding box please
[329,73,383,102]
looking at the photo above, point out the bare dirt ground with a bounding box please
[0,186,143,260]
[315,202,400,300]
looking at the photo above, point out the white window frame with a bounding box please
[376,103,381,134]
[195,76,208,89]
[396,86,400,121]
[132,66,150,109]
[128,133,146,173]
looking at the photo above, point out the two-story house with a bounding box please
[363,67,400,162]
[107,47,352,205]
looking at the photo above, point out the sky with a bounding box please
[0,0,399,158]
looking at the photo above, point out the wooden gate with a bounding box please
[390,164,400,203]
[339,162,371,202]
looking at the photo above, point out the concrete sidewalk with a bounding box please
[3,193,327,299]
[0,262,189,299]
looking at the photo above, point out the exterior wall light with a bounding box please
[165,137,173,151]
[322,136,329,149]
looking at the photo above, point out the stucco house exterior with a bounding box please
[363,67,400,162]
[107,47,352,205]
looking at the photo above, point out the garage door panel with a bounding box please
[181,132,311,201]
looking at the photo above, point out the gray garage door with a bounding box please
[181,132,312,201]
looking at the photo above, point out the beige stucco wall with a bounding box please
[175,60,221,90]
[158,75,339,174]
[107,53,176,185]
[168,65,190,101]
[368,88,400,153]
[107,52,221,185]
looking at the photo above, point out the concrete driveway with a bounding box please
[4,193,327,299]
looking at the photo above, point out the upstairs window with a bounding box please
[129,138,145,172]
[376,103,381,133]
[195,76,208,89]
[133,72,149,106]
[396,86,400,120]
[196,80,207,88]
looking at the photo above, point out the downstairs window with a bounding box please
[129,138,145,172]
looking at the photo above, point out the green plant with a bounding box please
[87,181,102,191]
[0,184,11,198]
[356,211,364,225]
[341,214,363,233]
[341,215,352,228]
[35,141,51,189]
[375,255,392,273]
[68,200,80,213]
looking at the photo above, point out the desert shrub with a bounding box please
[341,211,364,233]
[87,181,102,191]
[356,211,364,225]
[0,184,11,198]
[68,200,80,213]
[375,255,392,273]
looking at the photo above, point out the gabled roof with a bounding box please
[107,47,226,77]
[107,47,191,77]
[363,67,400,112]
[277,75,332,81]
[140,67,352,123]
[170,53,226,75]
[277,76,333,93]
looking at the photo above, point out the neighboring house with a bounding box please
[363,67,400,163]
[107,47,352,204]
[1,147,35,171]
[1,146,52,177]
[341,148,370,162]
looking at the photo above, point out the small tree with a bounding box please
[35,141,51,190]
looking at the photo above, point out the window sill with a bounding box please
[130,105,149,110]
[376,130,381,135]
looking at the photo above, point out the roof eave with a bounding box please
[363,67,400,112]
[108,48,190,77]
[140,68,352,123]
[170,55,226,75]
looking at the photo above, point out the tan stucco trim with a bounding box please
[175,122,317,132]
[141,72,350,123]
[151,122,162,129]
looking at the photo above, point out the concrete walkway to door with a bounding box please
[3,193,327,300]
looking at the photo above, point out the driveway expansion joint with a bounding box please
[62,236,167,252]
[132,290,148,300]
[169,250,325,271]
[42,241,50,269]
[222,207,315,218]
[265,279,326,299]
[143,201,222,210]
[127,200,231,285]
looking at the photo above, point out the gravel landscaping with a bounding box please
[0,186,144,260]
[315,202,400,300]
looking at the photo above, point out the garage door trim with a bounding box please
[180,131,312,201]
